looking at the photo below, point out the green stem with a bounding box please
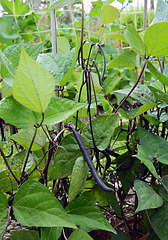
[0,147,20,184]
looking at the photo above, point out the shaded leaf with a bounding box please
[0,96,38,128]
[144,22,168,57]
[13,180,76,228]
[41,227,62,240]
[1,81,12,98]
[43,97,86,125]
[151,204,168,240]
[69,157,89,202]
[10,127,46,151]
[147,61,168,86]
[123,25,146,56]
[159,175,168,203]
[151,0,168,25]
[129,103,157,119]
[134,180,163,213]
[110,232,130,240]
[0,191,7,228]
[10,230,40,240]
[68,229,94,240]
[100,5,119,25]
[104,76,122,94]
[13,47,55,113]
[107,51,137,69]
[66,196,116,233]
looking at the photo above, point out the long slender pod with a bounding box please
[68,125,114,192]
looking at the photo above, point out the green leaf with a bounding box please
[66,196,116,233]
[107,51,137,69]
[0,191,7,228]
[129,103,157,119]
[0,49,15,78]
[1,81,12,98]
[1,0,29,16]
[111,232,130,240]
[123,25,146,56]
[47,0,74,11]
[151,0,168,25]
[83,114,120,151]
[147,61,168,86]
[41,227,62,240]
[104,76,122,94]
[137,125,168,165]
[0,170,18,193]
[107,34,127,43]
[144,22,168,57]
[43,97,86,125]
[49,134,90,180]
[159,175,168,203]
[100,5,119,25]
[0,96,39,128]
[10,127,46,151]
[13,180,76,228]
[136,145,159,179]
[68,229,94,240]
[0,16,18,44]
[148,85,168,104]
[69,157,89,202]
[57,37,70,55]
[13,47,55,113]
[134,180,163,213]
[10,230,40,240]
[151,204,168,240]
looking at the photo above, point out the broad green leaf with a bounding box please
[134,180,163,213]
[104,76,122,94]
[0,191,7,228]
[41,227,62,240]
[66,196,116,233]
[68,229,93,240]
[136,145,159,179]
[123,25,146,56]
[144,22,168,57]
[57,37,70,55]
[1,0,29,16]
[137,125,168,165]
[69,157,89,202]
[43,97,86,125]
[0,16,18,44]
[0,49,15,78]
[147,61,168,86]
[47,0,74,11]
[151,204,168,240]
[1,81,12,98]
[10,127,46,151]
[49,133,90,180]
[0,96,39,128]
[107,34,127,43]
[111,232,130,240]
[151,0,168,25]
[13,47,55,113]
[107,51,137,69]
[159,175,168,203]
[129,103,157,119]
[2,41,47,78]
[100,5,119,25]
[83,114,120,150]
[13,180,76,228]
[10,230,40,240]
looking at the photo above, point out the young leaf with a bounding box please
[13,180,76,228]
[147,61,168,86]
[13,47,55,113]
[123,25,146,56]
[10,230,40,240]
[83,114,120,151]
[47,0,74,11]
[68,229,94,240]
[43,97,86,125]
[151,204,168,240]
[100,5,119,25]
[10,127,46,151]
[144,22,168,57]
[0,96,38,128]
[134,180,163,213]
[0,191,8,228]
[107,51,137,69]
[41,227,62,240]
[66,196,116,233]
[69,157,89,202]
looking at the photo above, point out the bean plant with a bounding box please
[0,0,168,239]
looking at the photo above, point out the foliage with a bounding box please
[1,0,168,240]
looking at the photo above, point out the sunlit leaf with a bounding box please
[47,0,74,11]
[100,5,119,25]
